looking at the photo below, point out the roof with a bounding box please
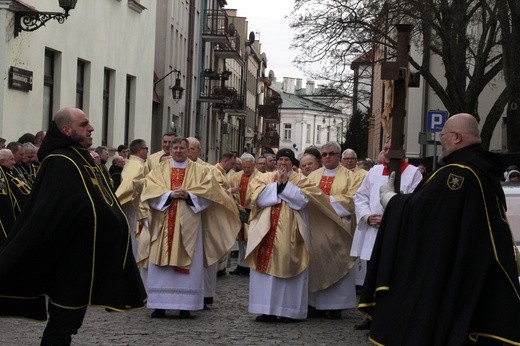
[271,84,342,114]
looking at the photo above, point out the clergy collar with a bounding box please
[172,159,188,168]
[323,165,339,177]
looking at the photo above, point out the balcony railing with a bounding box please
[202,9,243,63]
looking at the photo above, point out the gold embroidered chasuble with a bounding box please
[141,159,241,269]
[115,155,150,266]
[245,171,354,292]
[308,165,363,215]
[306,165,361,291]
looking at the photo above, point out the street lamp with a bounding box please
[14,0,78,37]
[217,106,226,121]
[154,69,184,101]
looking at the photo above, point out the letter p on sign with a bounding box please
[426,110,448,132]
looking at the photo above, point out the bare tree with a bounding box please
[290,0,518,151]
[496,0,520,152]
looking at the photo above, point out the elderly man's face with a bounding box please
[0,152,15,170]
[321,146,340,170]
[276,156,293,172]
[242,160,255,176]
[341,154,357,170]
[300,156,319,176]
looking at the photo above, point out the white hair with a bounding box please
[240,153,255,164]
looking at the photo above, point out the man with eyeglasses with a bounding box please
[116,139,150,284]
[306,142,364,319]
[351,137,422,330]
[359,113,520,344]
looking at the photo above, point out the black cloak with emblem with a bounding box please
[0,168,17,246]
[359,144,520,345]
[0,121,146,320]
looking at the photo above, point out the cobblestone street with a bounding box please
[0,261,372,345]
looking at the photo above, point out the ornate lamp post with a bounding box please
[14,0,78,37]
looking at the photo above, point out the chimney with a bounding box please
[306,80,315,95]
[296,78,302,91]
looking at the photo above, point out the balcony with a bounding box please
[199,69,246,116]
[202,9,243,64]
[258,105,280,121]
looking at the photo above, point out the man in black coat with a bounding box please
[359,113,520,345]
[0,107,146,345]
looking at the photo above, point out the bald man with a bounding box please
[0,108,146,344]
[359,113,520,345]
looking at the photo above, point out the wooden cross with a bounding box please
[380,24,420,192]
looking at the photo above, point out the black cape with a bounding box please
[0,121,146,320]
[0,168,17,246]
[359,144,520,345]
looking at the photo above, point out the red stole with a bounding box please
[382,159,409,176]
[256,174,282,273]
[319,175,335,195]
[167,167,189,273]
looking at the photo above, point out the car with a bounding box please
[503,181,520,244]
[502,181,520,281]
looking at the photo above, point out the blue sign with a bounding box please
[426,110,448,132]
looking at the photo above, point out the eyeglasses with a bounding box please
[140,147,149,150]
[321,152,338,157]
[439,131,456,138]
[342,157,356,160]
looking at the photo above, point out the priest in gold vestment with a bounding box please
[246,148,354,322]
[115,139,150,286]
[141,137,240,318]
[307,142,362,319]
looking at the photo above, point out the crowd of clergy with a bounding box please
[0,130,418,325]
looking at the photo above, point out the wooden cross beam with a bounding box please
[380,24,420,192]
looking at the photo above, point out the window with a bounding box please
[124,75,136,145]
[316,125,322,143]
[102,69,111,146]
[76,60,85,109]
[43,50,55,127]
[306,124,311,142]
[284,123,292,140]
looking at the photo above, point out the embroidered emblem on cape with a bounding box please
[447,173,464,190]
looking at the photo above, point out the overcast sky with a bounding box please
[224,0,310,82]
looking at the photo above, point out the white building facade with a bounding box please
[0,0,156,149]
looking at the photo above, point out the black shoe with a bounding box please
[279,317,304,323]
[151,309,166,318]
[204,297,213,305]
[178,310,192,319]
[229,267,241,275]
[306,306,326,318]
[255,314,277,322]
[326,310,342,320]
[354,318,371,330]
[216,269,227,277]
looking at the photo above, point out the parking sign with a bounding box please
[426,110,448,132]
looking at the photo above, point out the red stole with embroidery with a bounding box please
[168,167,189,274]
